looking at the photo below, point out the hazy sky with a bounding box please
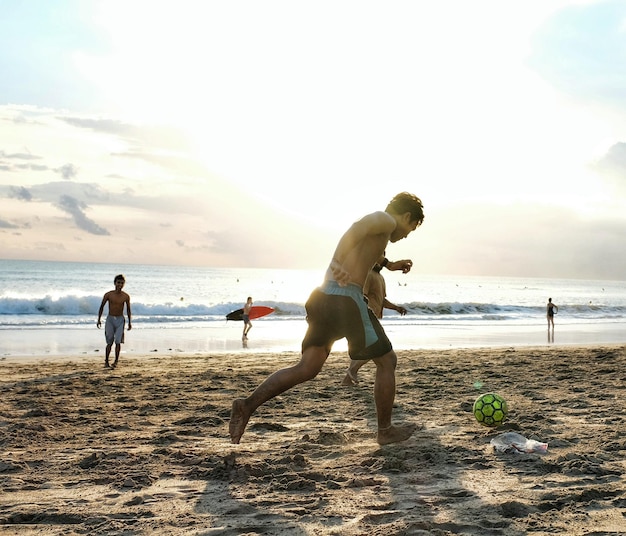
[1,0,625,279]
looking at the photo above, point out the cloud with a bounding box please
[416,202,626,280]
[25,181,111,204]
[590,141,626,192]
[55,195,110,235]
[0,149,42,160]
[0,149,47,173]
[9,186,32,201]
[59,116,192,151]
[15,163,48,171]
[0,218,18,229]
[60,116,138,136]
[54,163,78,180]
[593,141,626,172]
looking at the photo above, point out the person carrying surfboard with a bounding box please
[242,297,253,340]
[229,192,425,446]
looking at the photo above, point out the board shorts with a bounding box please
[301,280,392,360]
[105,315,125,345]
[242,314,251,324]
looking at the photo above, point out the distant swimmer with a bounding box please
[547,297,558,332]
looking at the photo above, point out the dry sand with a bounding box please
[1,344,626,535]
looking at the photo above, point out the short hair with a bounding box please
[114,274,126,283]
[386,192,424,226]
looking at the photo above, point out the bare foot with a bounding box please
[377,423,417,445]
[340,369,359,386]
[229,399,251,444]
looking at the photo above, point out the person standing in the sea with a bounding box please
[97,274,132,368]
[229,192,425,446]
[547,297,558,332]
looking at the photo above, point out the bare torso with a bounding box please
[325,211,396,287]
[105,290,130,316]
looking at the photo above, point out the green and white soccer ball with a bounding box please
[473,393,508,427]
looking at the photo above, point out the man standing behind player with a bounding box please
[229,192,425,445]
[341,254,410,386]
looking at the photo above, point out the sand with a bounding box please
[2,344,626,535]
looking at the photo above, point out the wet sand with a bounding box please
[1,344,626,535]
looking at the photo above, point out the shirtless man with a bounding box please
[230,192,425,445]
[341,254,409,386]
[97,274,132,368]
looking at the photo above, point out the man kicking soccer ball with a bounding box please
[229,192,425,445]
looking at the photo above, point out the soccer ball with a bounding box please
[473,393,508,427]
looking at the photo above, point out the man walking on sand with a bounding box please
[229,192,425,445]
[97,274,132,368]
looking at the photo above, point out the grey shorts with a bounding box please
[105,315,125,345]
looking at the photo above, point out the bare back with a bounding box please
[325,211,396,288]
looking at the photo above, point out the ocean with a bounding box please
[1,259,625,358]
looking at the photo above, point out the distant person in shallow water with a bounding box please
[547,297,558,332]
[242,297,253,340]
[229,192,425,446]
[97,274,132,369]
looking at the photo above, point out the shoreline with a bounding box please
[1,320,625,361]
[1,345,626,535]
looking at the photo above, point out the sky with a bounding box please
[0,0,625,280]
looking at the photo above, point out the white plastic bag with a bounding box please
[490,432,548,454]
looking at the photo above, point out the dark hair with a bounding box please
[386,192,424,226]
[114,274,126,283]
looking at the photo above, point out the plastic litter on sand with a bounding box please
[490,432,548,454]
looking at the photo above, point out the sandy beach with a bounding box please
[2,344,626,535]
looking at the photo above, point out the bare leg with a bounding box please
[112,344,121,367]
[341,359,368,386]
[230,346,329,444]
[243,321,252,339]
[372,351,417,445]
[105,344,112,367]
